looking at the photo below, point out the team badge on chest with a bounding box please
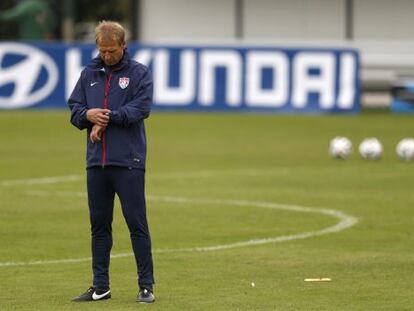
[118,77,130,89]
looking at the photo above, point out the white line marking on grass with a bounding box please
[27,190,87,198]
[0,168,291,186]
[147,196,358,252]
[0,175,83,186]
[0,192,358,268]
[150,168,292,179]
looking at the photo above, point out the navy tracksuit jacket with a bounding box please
[68,50,154,289]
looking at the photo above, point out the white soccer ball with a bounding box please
[329,136,352,159]
[396,138,414,161]
[359,138,383,160]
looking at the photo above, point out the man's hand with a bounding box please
[90,125,105,143]
[86,108,111,127]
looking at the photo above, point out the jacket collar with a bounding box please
[87,49,130,72]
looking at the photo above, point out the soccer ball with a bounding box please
[329,136,352,159]
[359,138,383,160]
[396,138,414,161]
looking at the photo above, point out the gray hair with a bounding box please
[95,20,126,45]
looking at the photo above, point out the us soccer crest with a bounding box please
[119,77,130,89]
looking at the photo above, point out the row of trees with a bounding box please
[0,0,134,41]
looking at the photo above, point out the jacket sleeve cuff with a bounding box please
[80,109,88,123]
[110,110,122,124]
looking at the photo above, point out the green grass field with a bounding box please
[0,110,414,310]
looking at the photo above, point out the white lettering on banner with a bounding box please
[65,48,83,101]
[0,43,58,109]
[133,49,152,67]
[154,49,196,105]
[337,53,356,109]
[199,50,242,107]
[292,53,335,109]
[245,51,289,107]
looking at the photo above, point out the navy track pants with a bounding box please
[86,166,154,289]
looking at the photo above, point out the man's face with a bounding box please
[97,37,125,66]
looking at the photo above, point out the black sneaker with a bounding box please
[72,286,111,302]
[137,287,155,303]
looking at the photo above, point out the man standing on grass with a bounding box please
[68,20,155,304]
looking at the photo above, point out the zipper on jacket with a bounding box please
[102,72,112,167]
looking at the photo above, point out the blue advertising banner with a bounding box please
[0,42,360,112]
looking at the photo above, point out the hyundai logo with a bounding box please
[0,43,58,109]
